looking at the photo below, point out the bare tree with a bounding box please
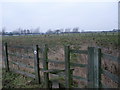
[12,29,21,35]
[33,27,40,33]
[72,27,79,33]
[54,29,61,34]
[2,27,6,35]
[81,29,84,33]
[65,28,71,33]
[46,29,53,34]
[27,29,30,34]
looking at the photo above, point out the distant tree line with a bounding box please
[46,27,80,34]
[0,27,120,36]
[0,27,42,36]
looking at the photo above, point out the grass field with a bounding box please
[2,32,120,57]
[2,32,120,88]
[2,32,119,48]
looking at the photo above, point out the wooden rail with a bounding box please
[8,52,34,59]
[70,49,88,54]
[3,43,119,88]
[8,45,33,50]
[102,53,120,63]
[10,61,34,69]
[101,52,120,88]
[10,69,35,79]
[102,69,119,83]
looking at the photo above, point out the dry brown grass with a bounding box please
[5,44,119,88]
[2,33,119,88]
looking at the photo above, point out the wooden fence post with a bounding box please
[65,46,71,88]
[94,47,101,88]
[4,43,9,71]
[43,44,49,88]
[87,47,101,88]
[34,45,40,84]
[70,69,73,86]
[87,47,94,88]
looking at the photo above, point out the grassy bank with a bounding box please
[2,68,43,88]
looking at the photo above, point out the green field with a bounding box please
[2,32,120,57]
[2,32,119,47]
[2,32,120,88]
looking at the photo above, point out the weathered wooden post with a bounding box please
[87,47,94,88]
[70,69,73,86]
[34,45,40,84]
[4,43,9,72]
[65,45,71,88]
[94,47,101,88]
[119,59,120,88]
[87,47,101,88]
[43,44,49,88]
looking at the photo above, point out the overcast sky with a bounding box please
[1,0,119,32]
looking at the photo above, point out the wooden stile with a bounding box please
[3,42,119,88]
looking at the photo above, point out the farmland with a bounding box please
[2,32,119,48]
[2,32,120,57]
[2,32,120,88]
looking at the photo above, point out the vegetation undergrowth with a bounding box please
[2,68,43,88]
